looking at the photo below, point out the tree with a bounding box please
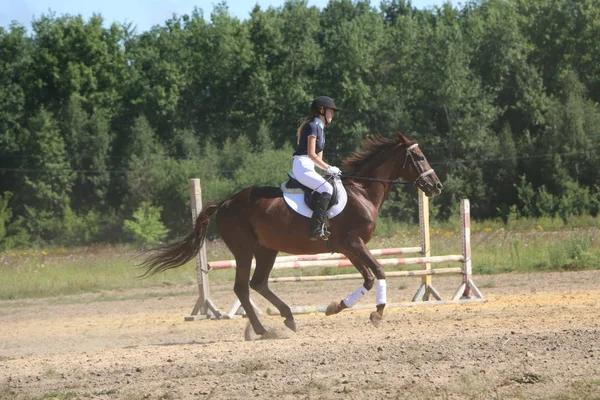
[18,108,74,214]
[62,94,112,212]
[28,14,128,116]
[0,24,32,201]
[318,0,386,159]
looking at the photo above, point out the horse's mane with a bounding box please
[341,134,405,174]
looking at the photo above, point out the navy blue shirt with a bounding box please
[294,118,325,156]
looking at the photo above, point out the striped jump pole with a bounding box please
[208,247,423,270]
[267,254,464,271]
[268,267,463,283]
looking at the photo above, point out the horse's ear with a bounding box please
[397,131,408,144]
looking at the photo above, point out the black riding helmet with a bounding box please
[311,96,341,115]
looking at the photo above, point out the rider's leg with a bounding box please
[292,156,334,240]
[308,190,332,240]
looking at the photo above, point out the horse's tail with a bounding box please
[139,202,223,277]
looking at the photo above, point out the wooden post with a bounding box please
[461,199,472,297]
[186,179,222,320]
[452,199,483,300]
[420,190,431,298]
[413,190,442,301]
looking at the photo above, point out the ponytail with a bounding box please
[296,116,314,144]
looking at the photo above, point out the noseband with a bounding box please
[340,143,435,186]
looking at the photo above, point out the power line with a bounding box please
[1,146,598,175]
[430,148,599,166]
[0,168,128,173]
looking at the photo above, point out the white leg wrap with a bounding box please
[343,285,368,308]
[376,279,387,305]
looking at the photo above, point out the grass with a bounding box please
[0,216,598,301]
[0,244,198,301]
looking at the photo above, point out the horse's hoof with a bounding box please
[260,329,281,340]
[284,318,297,332]
[244,322,256,341]
[369,311,383,328]
[244,322,266,341]
[325,301,340,316]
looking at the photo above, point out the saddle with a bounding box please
[282,173,339,211]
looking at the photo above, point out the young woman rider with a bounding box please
[292,96,342,240]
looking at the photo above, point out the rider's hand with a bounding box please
[327,165,341,176]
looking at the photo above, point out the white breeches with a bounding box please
[292,156,333,195]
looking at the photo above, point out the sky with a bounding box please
[1,0,450,33]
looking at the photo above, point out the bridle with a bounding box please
[402,143,436,186]
[339,143,435,187]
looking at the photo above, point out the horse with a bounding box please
[141,132,442,338]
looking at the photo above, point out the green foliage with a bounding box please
[219,135,252,179]
[516,175,600,221]
[1,0,599,246]
[18,108,74,214]
[0,192,13,241]
[123,202,169,245]
[233,145,293,190]
[549,236,599,271]
[54,208,102,246]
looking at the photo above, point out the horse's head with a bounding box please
[396,132,442,197]
[341,132,443,197]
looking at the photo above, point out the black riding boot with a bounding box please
[309,192,332,241]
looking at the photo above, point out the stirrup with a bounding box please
[309,226,331,241]
[309,226,330,241]
[319,227,331,240]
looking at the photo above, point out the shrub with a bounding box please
[123,202,169,246]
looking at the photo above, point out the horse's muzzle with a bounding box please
[422,181,443,197]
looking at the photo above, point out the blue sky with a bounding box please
[1,0,450,33]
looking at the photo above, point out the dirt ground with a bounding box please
[1,270,599,400]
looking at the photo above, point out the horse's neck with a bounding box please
[358,154,405,211]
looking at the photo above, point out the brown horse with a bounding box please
[141,132,442,337]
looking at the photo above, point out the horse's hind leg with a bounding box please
[232,251,269,337]
[221,222,268,337]
[250,246,296,332]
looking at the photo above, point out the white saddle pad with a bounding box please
[281,175,348,219]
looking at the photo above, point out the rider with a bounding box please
[293,96,342,240]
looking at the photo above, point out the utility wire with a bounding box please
[1,146,598,175]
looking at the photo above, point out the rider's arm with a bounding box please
[307,136,329,171]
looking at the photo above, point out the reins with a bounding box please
[339,174,413,185]
[338,143,435,187]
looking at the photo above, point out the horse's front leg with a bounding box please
[324,250,374,316]
[335,237,387,327]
